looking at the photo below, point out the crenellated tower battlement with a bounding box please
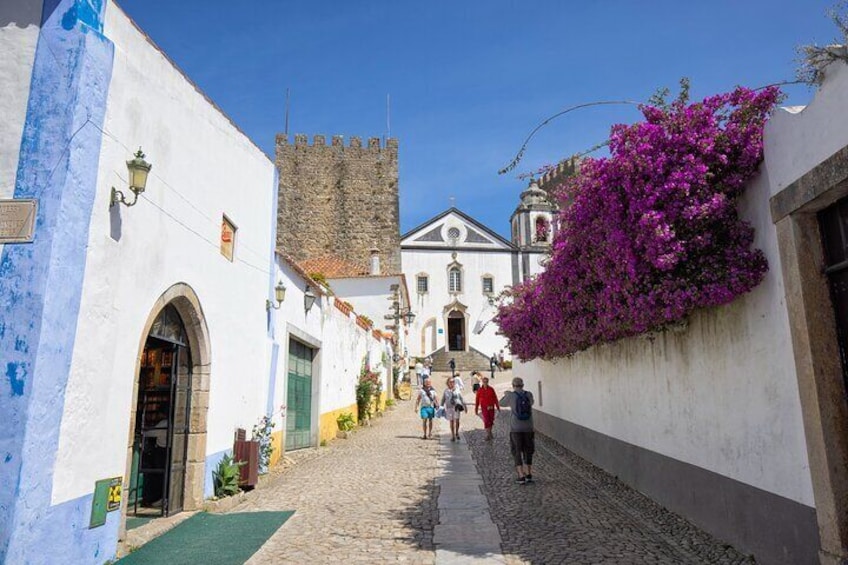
[276,134,399,151]
[275,133,401,274]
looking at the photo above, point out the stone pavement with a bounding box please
[239,399,441,564]
[464,382,754,564]
[226,375,752,564]
[434,431,506,564]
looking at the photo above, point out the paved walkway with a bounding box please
[223,375,752,564]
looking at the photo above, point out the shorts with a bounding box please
[420,406,435,420]
[509,431,535,466]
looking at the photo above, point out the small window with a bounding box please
[449,268,462,293]
[447,227,461,240]
[417,275,429,294]
[482,276,494,294]
[221,215,237,261]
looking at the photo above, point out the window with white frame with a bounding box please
[449,268,462,293]
[482,276,494,294]
[417,274,429,294]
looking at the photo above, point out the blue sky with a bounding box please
[116,0,838,238]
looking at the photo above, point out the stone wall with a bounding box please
[538,155,580,197]
[276,134,401,274]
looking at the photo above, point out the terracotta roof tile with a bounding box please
[299,255,369,278]
[274,250,327,295]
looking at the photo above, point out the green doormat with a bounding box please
[125,516,155,531]
[118,511,294,565]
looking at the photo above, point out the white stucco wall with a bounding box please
[0,0,41,256]
[327,275,409,374]
[271,258,392,447]
[766,61,848,194]
[52,2,276,503]
[403,247,511,358]
[328,276,401,330]
[515,65,848,508]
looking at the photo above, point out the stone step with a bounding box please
[429,347,493,372]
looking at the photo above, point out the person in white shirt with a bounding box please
[414,360,424,386]
[441,377,465,442]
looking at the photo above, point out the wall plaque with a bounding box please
[0,199,37,243]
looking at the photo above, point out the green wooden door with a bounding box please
[285,339,314,451]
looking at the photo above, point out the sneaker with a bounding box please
[524,475,534,484]
[514,477,527,485]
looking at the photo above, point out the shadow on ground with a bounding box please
[464,412,754,564]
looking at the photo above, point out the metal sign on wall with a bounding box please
[89,476,123,528]
[0,199,37,243]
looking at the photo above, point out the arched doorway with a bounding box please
[122,284,211,533]
[420,317,437,355]
[128,304,191,517]
[447,310,466,351]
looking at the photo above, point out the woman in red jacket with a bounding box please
[475,376,500,441]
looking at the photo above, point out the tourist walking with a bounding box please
[490,354,498,378]
[470,370,483,393]
[500,376,535,484]
[475,376,500,441]
[415,377,439,439]
[441,377,465,442]
[414,359,424,386]
[453,371,465,392]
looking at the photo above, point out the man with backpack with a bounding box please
[499,376,535,484]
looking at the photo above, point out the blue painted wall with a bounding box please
[204,449,231,499]
[0,0,115,562]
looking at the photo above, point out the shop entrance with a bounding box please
[128,305,192,517]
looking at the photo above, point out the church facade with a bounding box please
[401,181,557,364]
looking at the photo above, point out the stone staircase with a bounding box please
[428,346,492,372]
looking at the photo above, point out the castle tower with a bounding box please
[275,134,401,274]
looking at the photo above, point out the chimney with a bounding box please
[369,247,381,275]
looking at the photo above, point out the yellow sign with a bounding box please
[107,478,122,511]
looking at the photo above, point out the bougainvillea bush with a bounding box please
[496,87,780,360]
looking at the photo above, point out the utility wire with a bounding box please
[498,100,642,175]
[501,79,810,178]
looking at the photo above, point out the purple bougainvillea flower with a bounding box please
[496,86,779,360]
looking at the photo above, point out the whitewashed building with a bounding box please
[0,0,407,562]
[514,60,848,565]
[268,252,395,457]
[401,204,555,367]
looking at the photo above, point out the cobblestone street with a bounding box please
[239,400,441,565]
[222,376,758,564]
[465,413,753,564]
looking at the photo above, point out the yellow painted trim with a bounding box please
[269,430,284,467]
[318,403,359,445]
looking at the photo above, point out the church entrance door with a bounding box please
[447,311,465,351]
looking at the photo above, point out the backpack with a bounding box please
[514,391,531,421]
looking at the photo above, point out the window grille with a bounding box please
[417,275,429,293]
